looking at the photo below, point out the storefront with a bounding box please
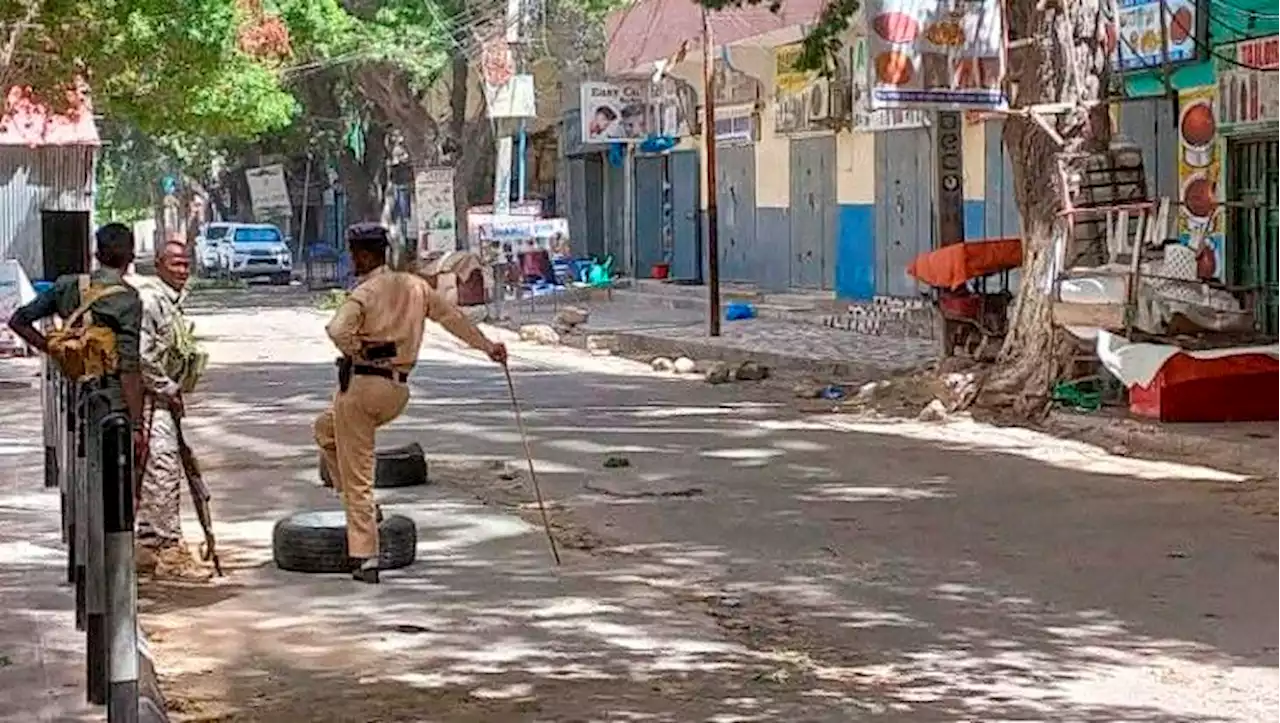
[1217,35,1278,335]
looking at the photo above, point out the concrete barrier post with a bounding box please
[101,411,139,723]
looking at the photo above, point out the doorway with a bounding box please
[1226,137,1279,337]
[40,211,91,280]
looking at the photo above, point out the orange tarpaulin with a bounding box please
[907,238,1023,290]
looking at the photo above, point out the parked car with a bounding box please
[217,224,293,285]
[194,222,232,274]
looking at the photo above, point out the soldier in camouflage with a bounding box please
[131,240,211,582]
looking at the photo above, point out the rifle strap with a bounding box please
[67,274,127,328]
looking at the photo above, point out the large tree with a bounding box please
[696,0,1112,413]
[1,0,299,139]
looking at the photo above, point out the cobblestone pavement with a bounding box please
[622,316,939,368]
[506,298,939,375]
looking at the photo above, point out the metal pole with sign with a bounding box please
[935,111,965,247]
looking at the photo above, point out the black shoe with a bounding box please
[352,564,380,584]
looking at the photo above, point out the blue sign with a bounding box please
[160,175,178,195]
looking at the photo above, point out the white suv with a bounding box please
[194,223,232,274]
[217,223,293,285]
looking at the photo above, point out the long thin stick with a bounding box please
[501,362,561,566]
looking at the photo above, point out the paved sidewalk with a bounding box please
[506,299,938,379]
[0,359,98,723]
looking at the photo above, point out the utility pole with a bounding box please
[701,8,721,337]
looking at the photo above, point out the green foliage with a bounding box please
[693,0,860,73]
[3,0,299,140]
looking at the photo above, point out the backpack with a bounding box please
[47,275,128,381]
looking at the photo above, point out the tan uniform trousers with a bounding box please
[313,374,410,559]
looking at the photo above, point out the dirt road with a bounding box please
[3,287,1275,722]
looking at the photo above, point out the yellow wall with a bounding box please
[837,131,875,205]
[962,117,985,202]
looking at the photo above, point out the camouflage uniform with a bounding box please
[132,275,210,581]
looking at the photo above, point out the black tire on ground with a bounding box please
[272,510,417,573]
[271,272,291,285]
[317,443,429,489]
[374,442,429,489]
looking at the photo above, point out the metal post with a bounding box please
[85,392,108,705]
[298,151,313,281]
[73,386,87,634]
[701,8,721,336]
[43,357,58,489]
[517,123,528,204]
[65,379,77,585]
[101,411,139,723]
[622,143,636,279]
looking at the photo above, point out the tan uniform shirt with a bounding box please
[325,265,482,369]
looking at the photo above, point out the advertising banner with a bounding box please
[864,0,1007,110]
[580,81,649,143]
[414,168,457,254]
[1176,85,1224,281]
[1113,0,1202,72]
[1216,35,1278,133]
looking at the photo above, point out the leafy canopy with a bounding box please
[2,0,298,139]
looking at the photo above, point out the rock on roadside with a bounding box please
[704,362,732,384]
[734,361,769,381]
[519,323,561,346]
[917,399,949,422]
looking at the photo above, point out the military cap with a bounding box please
[346,222,390,245]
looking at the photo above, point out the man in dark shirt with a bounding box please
[8,223,145,435]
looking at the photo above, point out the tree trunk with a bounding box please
[339,120,389,224]
[984,0,1113,416]
[449,53,471,250]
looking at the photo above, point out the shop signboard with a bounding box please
[580,80,650,143]
[1216,35,1278,133]
[851,36,930,130]
[1176,85,1225,281]
[774,42,849,134]
[1112,0,1206,73]
[245,164,290,216]
[482,37,536,119]
[414,168,457,254]
[863,0,1007,111]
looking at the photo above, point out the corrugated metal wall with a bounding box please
[1117,98,1179,200]
[0,146,95,277]
[875,129,935,297]
[788,135,837,289]
[984,121,1021,239]
[717,144,757,284]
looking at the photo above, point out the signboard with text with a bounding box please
[1216,35,1278,132]
[864,0,1007,110]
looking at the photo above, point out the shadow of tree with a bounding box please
[131,305,1278,723]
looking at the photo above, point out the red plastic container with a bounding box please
[651,262,670,279]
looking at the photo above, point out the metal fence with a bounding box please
[41,352,168,723]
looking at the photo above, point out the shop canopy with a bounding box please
[907,238,1023,290]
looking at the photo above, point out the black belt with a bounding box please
[352,365,409,383]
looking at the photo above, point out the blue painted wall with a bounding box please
[963,200,987,240]
[835,204,875,300]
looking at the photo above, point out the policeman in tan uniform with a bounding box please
[314,223,507,583]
